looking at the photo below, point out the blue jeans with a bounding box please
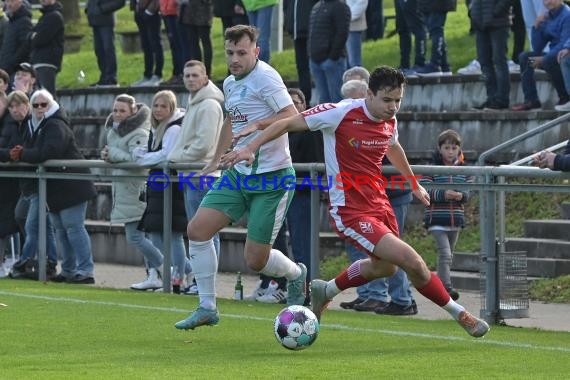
[285,191,312,280]
[394,0,426,68]
[135,11,164,78]
[561,55,570,95]
[248,5,274,63]
[92,25,117,83]
[476,26,510,106]
[346,31,363,68]
[310,58,346,103]
[19,194,58,264]
[519,51,569,103]
[49,201,94,277]
[346,193,414,306]
[424,11,448,69]
[149,232,189,278]
[124,221,163,270]
[162,15,185,76]
[183,186,220,259]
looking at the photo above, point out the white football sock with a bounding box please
[325,280,341,299]
[442,299,466,319]
[188,239,218,310]
[260,249,301,280]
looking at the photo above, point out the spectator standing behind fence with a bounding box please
[86,0,125,87]
[240,0,278,63]
[346,0,368,69]
[28,0,64,97]
[415,0,456,76]
[420,129,472,301]
[0,91,21,277]
[101,94,165,291]
[0,0,32,77]
[308,0,351,103]
[511,0,570,111]
[284,0,318,106]
[393,0,426,77]
[3,90,58,280]
[179,0,215,77]
[167,60,223,294]
[214,0,249,34]
[134,90,191,291]
[11,89,98,284]
[469,0,511,111]
[130,0,164,87]
[160,0,185,86]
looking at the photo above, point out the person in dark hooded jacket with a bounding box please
[29,0,64,97]
[10,89,97,284]
[0,0,32,76]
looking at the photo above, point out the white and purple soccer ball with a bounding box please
[274,305,319,350]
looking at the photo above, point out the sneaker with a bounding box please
[446,287,460,301]
[339,297,365,310]
[374,301,418,316]
[457,59,482,75]
[400,68,418,78]
[457,310,490,338]
[555,100,570,112]
[309,279,331,321]
[286,263,307,305]
[174,307,220,330]
[67,274,95,284]
[8,258,35,279]
[484,101,509,111]
[471,101,490,111]
[130,268,162,291]
[131,77,151,87]
[51,273,69,283]
[46,261,57,281]
[411,300,418,314]
[146,75,162,86]
[441,65,453,76]
[183,282,199,295]
[97,80,119,88]
[415,63,443,77]
[511,100,541,111]
[508,60,520,73]
[160,74,183,86]
[245,280,268,301]
[257,288,287,304]
[353,299,388,312]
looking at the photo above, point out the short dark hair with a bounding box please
[438,129,462,147]
[287,88,305,106]
[0,69,9,85]
[368,66,406,95]
[224,24,259,45]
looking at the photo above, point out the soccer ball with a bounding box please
[273,305,319,350]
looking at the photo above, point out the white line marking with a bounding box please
[2,290,569,353]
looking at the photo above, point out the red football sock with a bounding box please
[416,272,451,307]
[334,260,369,291]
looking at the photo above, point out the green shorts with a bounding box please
[201,166,296,244]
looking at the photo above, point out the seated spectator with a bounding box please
[10,89,97,284]
[512,0,570,111]
[556,39,570,111]
[532,140,570,171]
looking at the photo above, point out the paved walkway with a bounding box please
[94,263,570,332]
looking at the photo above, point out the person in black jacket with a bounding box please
[10,89,97,284]
[284,0,318,105]
[3,90,58,280]
[0,0,32,76]
[469,0,511,111]
[85,0,126,86]
[308,0,351,103]
[29,0,64,97]
[0,91,21,276]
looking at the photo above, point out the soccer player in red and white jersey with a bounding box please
[221,65,490,338]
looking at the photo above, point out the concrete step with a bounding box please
[562,202,570,219]
[505,238,570,259]
[524,219,570,241]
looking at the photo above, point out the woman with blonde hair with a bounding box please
[102,93,165,290]
[134,90,190,290]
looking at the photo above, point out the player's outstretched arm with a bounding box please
[232,104,298,146]
[386,142,430,206]
[221,113,309,168]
